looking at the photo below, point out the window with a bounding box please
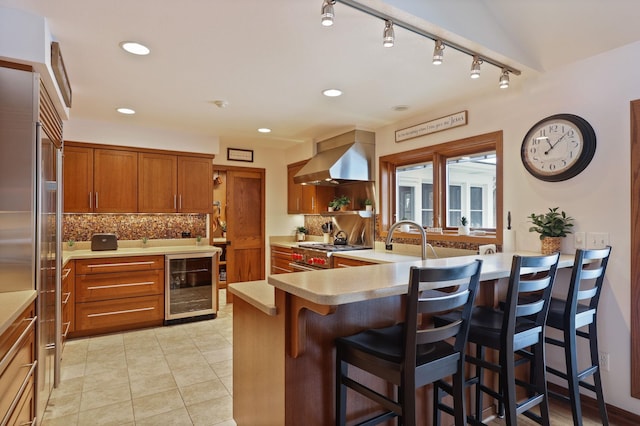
[379,131,503,242]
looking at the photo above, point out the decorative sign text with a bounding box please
[395,110,468,142]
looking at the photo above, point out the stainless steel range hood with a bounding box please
[294,130,375,185]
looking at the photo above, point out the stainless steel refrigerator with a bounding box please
[0,66,62,422]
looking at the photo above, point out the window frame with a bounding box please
[379,131,503,244]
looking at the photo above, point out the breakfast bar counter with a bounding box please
[230,251,576,425]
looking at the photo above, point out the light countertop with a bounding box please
[0,290,37,336]
[267,251,577,306]
[63,244,221,265]
[228,281,277,316]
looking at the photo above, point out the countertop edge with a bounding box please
[0,290,37,336]
[62,245,222,265]
[228,281,277,316]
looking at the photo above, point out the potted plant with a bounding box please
[363,199,373,211]
[220,220,227,237]
[296,226,308,242]
[458,216,469,236]
[66,239,75,250]
[331,195,351,211]
[196,235,203,246]
[528,207,574,254]
[141,236,149,247]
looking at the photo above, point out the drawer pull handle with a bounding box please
[62,321,71,338]
[272,250,291,256]
[18,418,36,426]
[62,292,71,304]
[86,261,155,269]
[87,307,155,318]
[87,281,154,290]
[1,360,37,426]
[62,268,72,280]
[0,316,36,375]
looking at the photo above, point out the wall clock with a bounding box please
[521,113,596,182]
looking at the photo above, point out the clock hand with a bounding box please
[544,131,570,155]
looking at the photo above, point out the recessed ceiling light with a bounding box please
[392,105,409,112]
[322,88,342,97]
[116,107,136,115]
[258,128,271,133]
[119,41,150,56]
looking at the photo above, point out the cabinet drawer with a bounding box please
[75,295,164,331]
[75,255,164,274]
[5,375,34,426]
[332,256,376,268]
[62,261,75,337]
[76,269,164,302]
[0,313,35,424]
[271,257,293,274]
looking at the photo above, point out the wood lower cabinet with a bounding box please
[63,143,138,213]
[287,161,334,214]
[0,303,36,425]
[72,256,165,336]
[271,246,293,274]
[61,261,75,344]
[332,255,376,268]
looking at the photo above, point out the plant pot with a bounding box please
[365,205,373,212]
[296,232,306,242]
[328,206,334,212]
[541,236,561,254]
[458,225,470,236]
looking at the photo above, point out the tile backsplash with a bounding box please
[63,214,207,242]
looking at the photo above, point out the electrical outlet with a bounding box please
[587,232,609,249]
[574,232,586,249]
[598,351,610,371]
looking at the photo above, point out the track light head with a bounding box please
[432,40,445,65]
[499,69,510,89]
[383,20,395,47]
[470,56,482,79]
[321,0,336,27]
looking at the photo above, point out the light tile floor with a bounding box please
[42,291,236,426]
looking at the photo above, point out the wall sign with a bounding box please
[395,110,468,142]
[227,148,254,162]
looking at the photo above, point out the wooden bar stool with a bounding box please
[437,253,560,425]
[544,246,612,426]
[335,260,483,426]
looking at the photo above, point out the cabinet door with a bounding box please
[63,145,93,212]
[94,149,138,212]
[177,156,212,213]
[287,163,303,214]
[138,152,178,212]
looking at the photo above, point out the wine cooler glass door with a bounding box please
[165,253,217,322]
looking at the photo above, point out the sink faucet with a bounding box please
[385,220,428,260]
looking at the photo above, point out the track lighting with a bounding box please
[499,69,510,89]
[383,20,394,48]
[432,40,445,65]
[321,0,336,27]
[470,56,482,79]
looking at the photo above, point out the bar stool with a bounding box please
[335,260,483,426]
[438,253,559,425]
[544,246,612,426]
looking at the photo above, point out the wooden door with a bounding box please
[63,145,94,212]
[138,152,177,213]
[226,168,265,284]
[177,156,212,213]
[93,149,138,212]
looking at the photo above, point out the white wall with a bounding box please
[372,40,640,413]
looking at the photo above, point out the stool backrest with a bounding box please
[404,260,483,367]
[567,246,612,316]
[502,253,560,348]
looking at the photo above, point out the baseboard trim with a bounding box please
[547,382,640,426]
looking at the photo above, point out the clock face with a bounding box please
[521,114,596,182]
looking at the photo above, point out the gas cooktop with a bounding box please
[297,243,371,252]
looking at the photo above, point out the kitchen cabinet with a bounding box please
[138,153,212,213]
[214,241,228,308]
[271,245,293,274]
[332,255,376,268]
[73,255,164,336]
[287,161,334,214]
[63,143,138,213]
[61,260,75,344]
[0,303,36,425]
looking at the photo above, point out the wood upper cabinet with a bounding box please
[138,153,178,212]
[63,144,137,213]
[138,153,211,213]
[287,160,334,214]
[177,156,213,213]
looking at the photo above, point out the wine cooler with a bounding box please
[165,252,217,324]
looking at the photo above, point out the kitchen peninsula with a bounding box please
[230,251,577,425]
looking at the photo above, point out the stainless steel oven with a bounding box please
[165,252,217,324]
